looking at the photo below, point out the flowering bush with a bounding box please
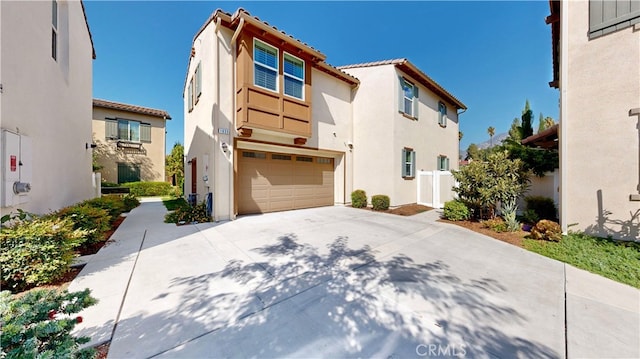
[0,289,97,358]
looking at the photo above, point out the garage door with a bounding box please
[238,150,334,214]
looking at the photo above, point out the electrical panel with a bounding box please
[1,130,32,207]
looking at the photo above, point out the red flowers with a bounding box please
[76,316,83,323]
[48,310,57,320]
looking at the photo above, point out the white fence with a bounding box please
[417,170,457,209]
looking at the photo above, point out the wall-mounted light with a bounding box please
[86,142,97,149]
[346,141,353,150]
[221,142,229,153]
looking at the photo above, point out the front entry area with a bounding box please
[237,150,334,214]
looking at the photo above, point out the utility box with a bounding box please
[2,130,32,207]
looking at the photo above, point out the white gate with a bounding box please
[417,170,456,209]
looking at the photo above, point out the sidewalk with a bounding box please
[68,199,638,358]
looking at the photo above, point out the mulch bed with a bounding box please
[438,218,530,248]
[355,203,433,216]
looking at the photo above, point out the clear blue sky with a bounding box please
[84,1,559,155]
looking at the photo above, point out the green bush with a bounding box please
[162,197,188,211]
[164,201,211,224]
[100,181,119,188]
[530,219,562,241]
[123,194,140,212]
[525,196,557,221]
[0,289,97,358]
[351,190,367,208]
[122,181,174,197]
[82,196,126,223]
[520,209,540,225]
[371,195,390,211]
[57,205,110,246]
[443,200,470,221]
[482,217,507,233]
[0,217,87,292]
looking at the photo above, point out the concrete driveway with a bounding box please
[69,199,639,358]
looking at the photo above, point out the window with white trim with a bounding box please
[402,148,416,178]
[254,39,278,92]
[284,53,304,99]
[52,0,58,60]
[438,102,447,127]
[106,119,151,143]
[437,155,450,171]
[195,62,202,101]
[399,77,419,118]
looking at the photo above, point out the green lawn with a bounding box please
[162,197,188,211]
[524,232,640,288]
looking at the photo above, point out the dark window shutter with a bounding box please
[401,148,408,177]
[398,76,404,113]
[196,63,202,97]
[413,85,419,119]
[140,123,151,143]
[105,119,117,139]
[590,0,640,38]
[410,151,416,177]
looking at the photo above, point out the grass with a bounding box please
[162,197,188,211]
[524,232,640,288]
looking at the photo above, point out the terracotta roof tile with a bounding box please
[93,99,171,119]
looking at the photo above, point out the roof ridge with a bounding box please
[337,58,407,69]
[93,99,172,119]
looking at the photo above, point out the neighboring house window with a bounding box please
[254,39,278,92]
[398,77,419,118]
[187,78,194,112]
[438,102,447,127]
[284,53,304,100]
[589,0,640,39]
[437,155,450,171]
[195,62,202,102]
[402,147,416,178]
[117,163,141,184]
[51,0,57,60]
[106,119,151,143]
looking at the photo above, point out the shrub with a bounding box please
[82,196,126,223]
[520,209,540,225]
[163,197,188,211]
[525,196,557,221]
[164,201,211,224]
[371,195,390,211]
[122,181,174,197]
[0,217,86,292]
[123,194,140,212]
[100,181,119,188]
[482,217,507,233]
[57,205,110,246]
[0,289,97,358]
[530,219,562,241]
[351,190,367,209]
[501,200,520,232]
[443,200,470,221]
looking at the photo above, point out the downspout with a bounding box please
[212,16,221,221]
[230,17,245,220]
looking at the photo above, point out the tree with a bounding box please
[508,117,522,141]
[521,100,534,139]
[452,150,530,219]
[465,143,481,160]
[166,142,184,194]
[487,126,495,147]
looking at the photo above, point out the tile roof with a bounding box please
[339,58,467,110]
[93,99,172,119]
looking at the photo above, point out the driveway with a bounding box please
[69,199,639,358]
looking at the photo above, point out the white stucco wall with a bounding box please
[561,0,640,240]
[1,0,94,215]
[344,64,460,206]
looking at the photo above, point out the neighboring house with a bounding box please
[547,0,640,240]
[92,99,171,184]
[0,0,95,215]
[184,8,465,221]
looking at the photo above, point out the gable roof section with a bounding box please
[339,59,467,110]
[184,8,359,95]
[93,99,172,120]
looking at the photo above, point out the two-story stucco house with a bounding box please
[1,0,95,215]
[184,8,465,221]
[547,0,640,240]
[92,99,171,184]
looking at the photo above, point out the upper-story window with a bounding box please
[106,119,151,143]
[284,53,304,100]
[438,102,447,127]
[51,0,57,60]
[437,155,450,171]
[589,0,640,39]
[254,39,278,92]
[399,77,419,118]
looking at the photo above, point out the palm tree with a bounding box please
[487,126,495,147]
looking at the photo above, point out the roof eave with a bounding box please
[395,60,467,110]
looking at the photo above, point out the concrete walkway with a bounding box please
[69,199,639,358]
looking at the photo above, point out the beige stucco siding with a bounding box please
[1,0,94,215]
[92,107,167,183]
[561,0,640,239]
